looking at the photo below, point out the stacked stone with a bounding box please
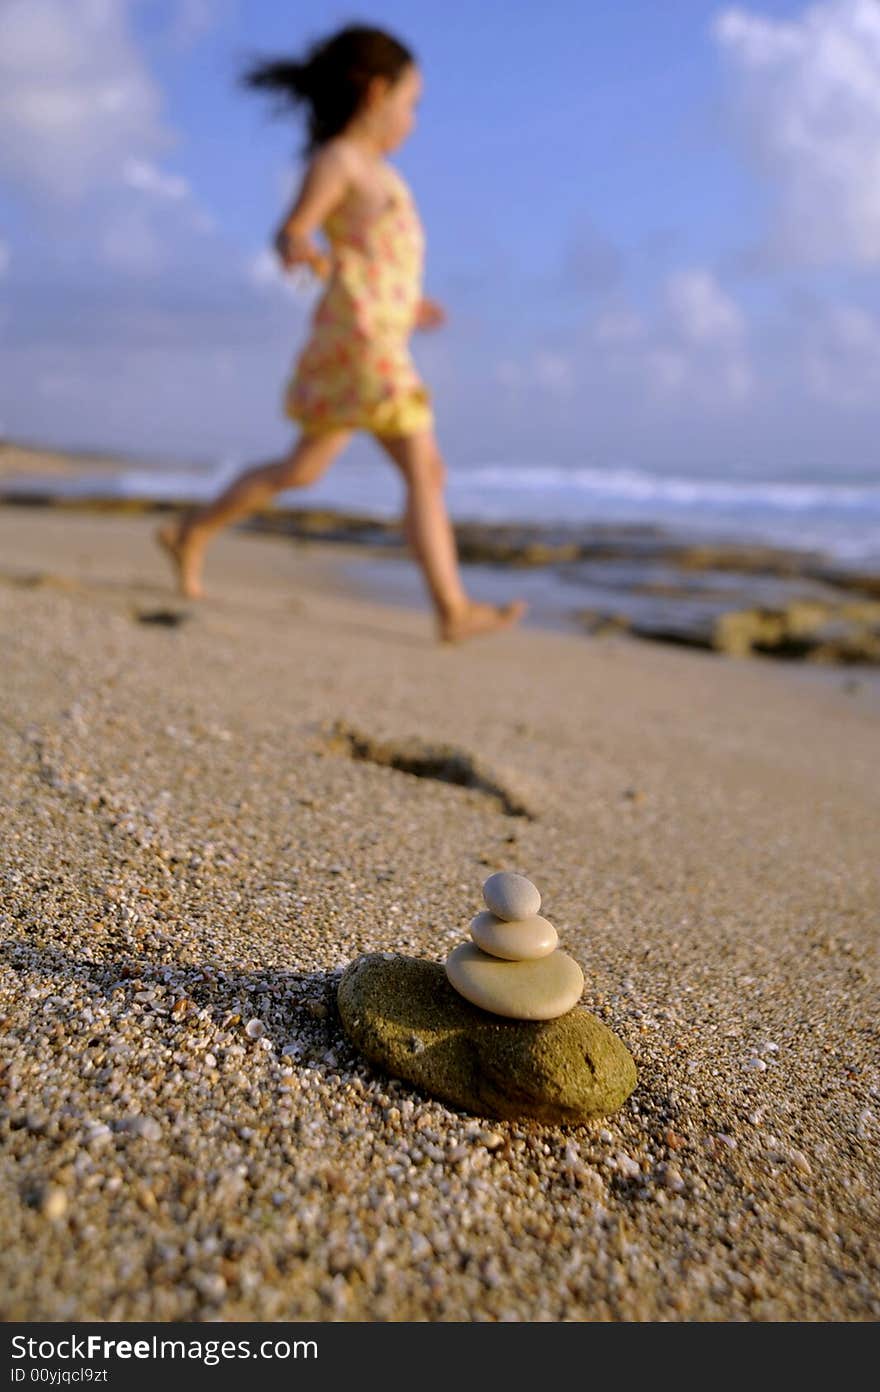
[445,872,584,1021]
[339,869,637,1120]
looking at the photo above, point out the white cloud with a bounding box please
[0,0,171,201]
[121,155,215,235]
[493,349,574,398]
[656,269,752,402]
[496,272,752,411]
[714,0,880,265]
[123,158,189,201]
[593,269,753,406]
[802,301,880,404]
[665,269,745,344]
[246,249,313,300]
[0,3,216,271]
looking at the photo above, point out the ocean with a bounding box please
[37,453,880,568]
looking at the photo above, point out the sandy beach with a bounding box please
[1,504,878,1321]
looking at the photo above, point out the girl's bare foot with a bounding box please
[155,516,206,600]
[438,598,528,644]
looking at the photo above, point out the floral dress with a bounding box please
[285,161,434,437]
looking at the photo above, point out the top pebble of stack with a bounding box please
[482,871,541,922]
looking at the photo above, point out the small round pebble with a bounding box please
[445,942,584,1020]
[476,1130,504,1150]
[40,1188,68,1221]
[482,871,541,922]
[469,910,558,961]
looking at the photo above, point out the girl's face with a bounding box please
[372,63,423,151]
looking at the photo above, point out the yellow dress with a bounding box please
[285,162,434,437]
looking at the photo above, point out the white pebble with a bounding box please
[476,1130,504,1150]
[40,1187,68,1220]
[245,1018,265,1040]
[744,1057,767,1071]
[117,1115,161,1141]
[616,1152,641,1180]
[193,1272,226,1301]
[482,871,541,922]
[787,1149,812,1175]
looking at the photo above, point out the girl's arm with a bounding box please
[274,144,349,281]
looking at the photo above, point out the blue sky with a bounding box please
[1,0,879,478]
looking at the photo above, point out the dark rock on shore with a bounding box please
[337,953,638,1124]
[576,594,880,662]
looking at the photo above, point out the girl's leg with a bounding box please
[372,428,527,643]
[156,428,353,598]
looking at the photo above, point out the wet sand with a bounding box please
[1,506,878,1321]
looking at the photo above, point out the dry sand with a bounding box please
[1,506,878,1321]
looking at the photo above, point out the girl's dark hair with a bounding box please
[242,23,416,159]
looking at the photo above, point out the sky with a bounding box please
[1,0,879,479]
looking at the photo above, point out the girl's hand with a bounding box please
[274,225,332,280]
[413,296,447,331]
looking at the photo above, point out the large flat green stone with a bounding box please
[337,953,637,1124]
